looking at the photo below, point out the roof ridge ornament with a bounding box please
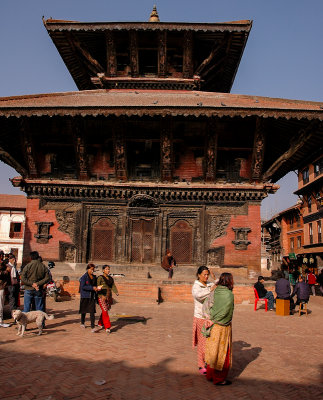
[149,5,160,22]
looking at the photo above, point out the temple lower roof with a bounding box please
[1,89,323,120]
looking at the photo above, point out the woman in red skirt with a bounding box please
[192,266,217,374]
[97,265,119,334]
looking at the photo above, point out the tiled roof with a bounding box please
[0,194,26,210]
[0,90,323,120]
[43,19,252,33]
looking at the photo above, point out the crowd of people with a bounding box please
[1,249,322,387]
[254,266,323,314]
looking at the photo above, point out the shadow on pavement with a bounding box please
[0,348,321,400]
[111,316,151,332]
[230,340,262,379]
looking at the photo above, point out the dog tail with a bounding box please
[44,313,54,320]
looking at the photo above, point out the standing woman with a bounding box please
[204,272,234,386]
[79,264,100,332]
[192,266,217,375]
[97,265,119,334]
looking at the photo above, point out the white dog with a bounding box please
[12,309,54,337]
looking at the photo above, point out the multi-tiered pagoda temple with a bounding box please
[0,8,322,276]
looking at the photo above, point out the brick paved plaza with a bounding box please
[1,296,322,400]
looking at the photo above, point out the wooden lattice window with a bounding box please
[91,218,115,261]
[170,220,192,264]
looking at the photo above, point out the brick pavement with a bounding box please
[0,296,322,400]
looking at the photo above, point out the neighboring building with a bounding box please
[0,8,323,277]
[0,194,26,264]
[262,203,304,270]
[295,151,323,269]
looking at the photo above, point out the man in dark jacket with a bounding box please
[275,272,294,311]
[291,275,310,304]
[254,276,275,310]
[21,251,49,312]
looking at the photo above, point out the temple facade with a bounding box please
[0,8,322,276]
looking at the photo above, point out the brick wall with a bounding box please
[23,198,72,262]
[58,279,275,305]
[210,204,261,272]
[174,150,203,181]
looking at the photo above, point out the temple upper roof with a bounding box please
[0,89,322,183]
[43,17,252,92]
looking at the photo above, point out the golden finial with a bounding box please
[149,5,160,22]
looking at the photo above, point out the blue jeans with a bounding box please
[264,291,274,309]
[24,289,44,312]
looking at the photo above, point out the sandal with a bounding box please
[215,380,232,386]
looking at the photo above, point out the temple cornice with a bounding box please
[12,178,277,203]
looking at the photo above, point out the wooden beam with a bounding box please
[195,33,231,78]
[263,121,323,181]
[0,119,27,177]
[20,120,38,178]
[74,118,89,181]
[251,118,266,180]
[205,119,218,182]
[65,32,104,75]
[129,31,139,77]
[106,31,117,77]
[183,31,193,78]
[161,118,173,182]
[0,147,27,177]
[158,31,167,78]
[114,122,127,181]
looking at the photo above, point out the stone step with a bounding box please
[50,262,249,283]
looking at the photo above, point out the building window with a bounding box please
[314,157,323,177]
[309,223,313,244]
[289,216,294,229]
[308,195,312,213]
[302,168,309,184]
[318,221,322,243]
[290,237,294,252]
[9,222,23,239]
[297,236,301,248]
[296,214,301,227]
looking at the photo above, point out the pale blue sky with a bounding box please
[1,0,322,218]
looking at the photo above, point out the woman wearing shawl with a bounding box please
[97,265,119,334]
[79,264,101,332]
[192,266,217,375]
[204,272,234,385]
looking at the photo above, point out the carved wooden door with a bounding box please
[131,218,155,263]
[170,220,192,264]
[91,218,114,261]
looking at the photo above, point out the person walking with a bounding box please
[79,264,101,332]
[204,272,234,386]
[7,255,20,311]
[192,266,217,375]
[21,251,50,312]
[97,265,119,334]
[317,269,323,296]
[307,271,317,296]
[0,261,11,327]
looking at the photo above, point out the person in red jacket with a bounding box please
[307,271,317,296]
